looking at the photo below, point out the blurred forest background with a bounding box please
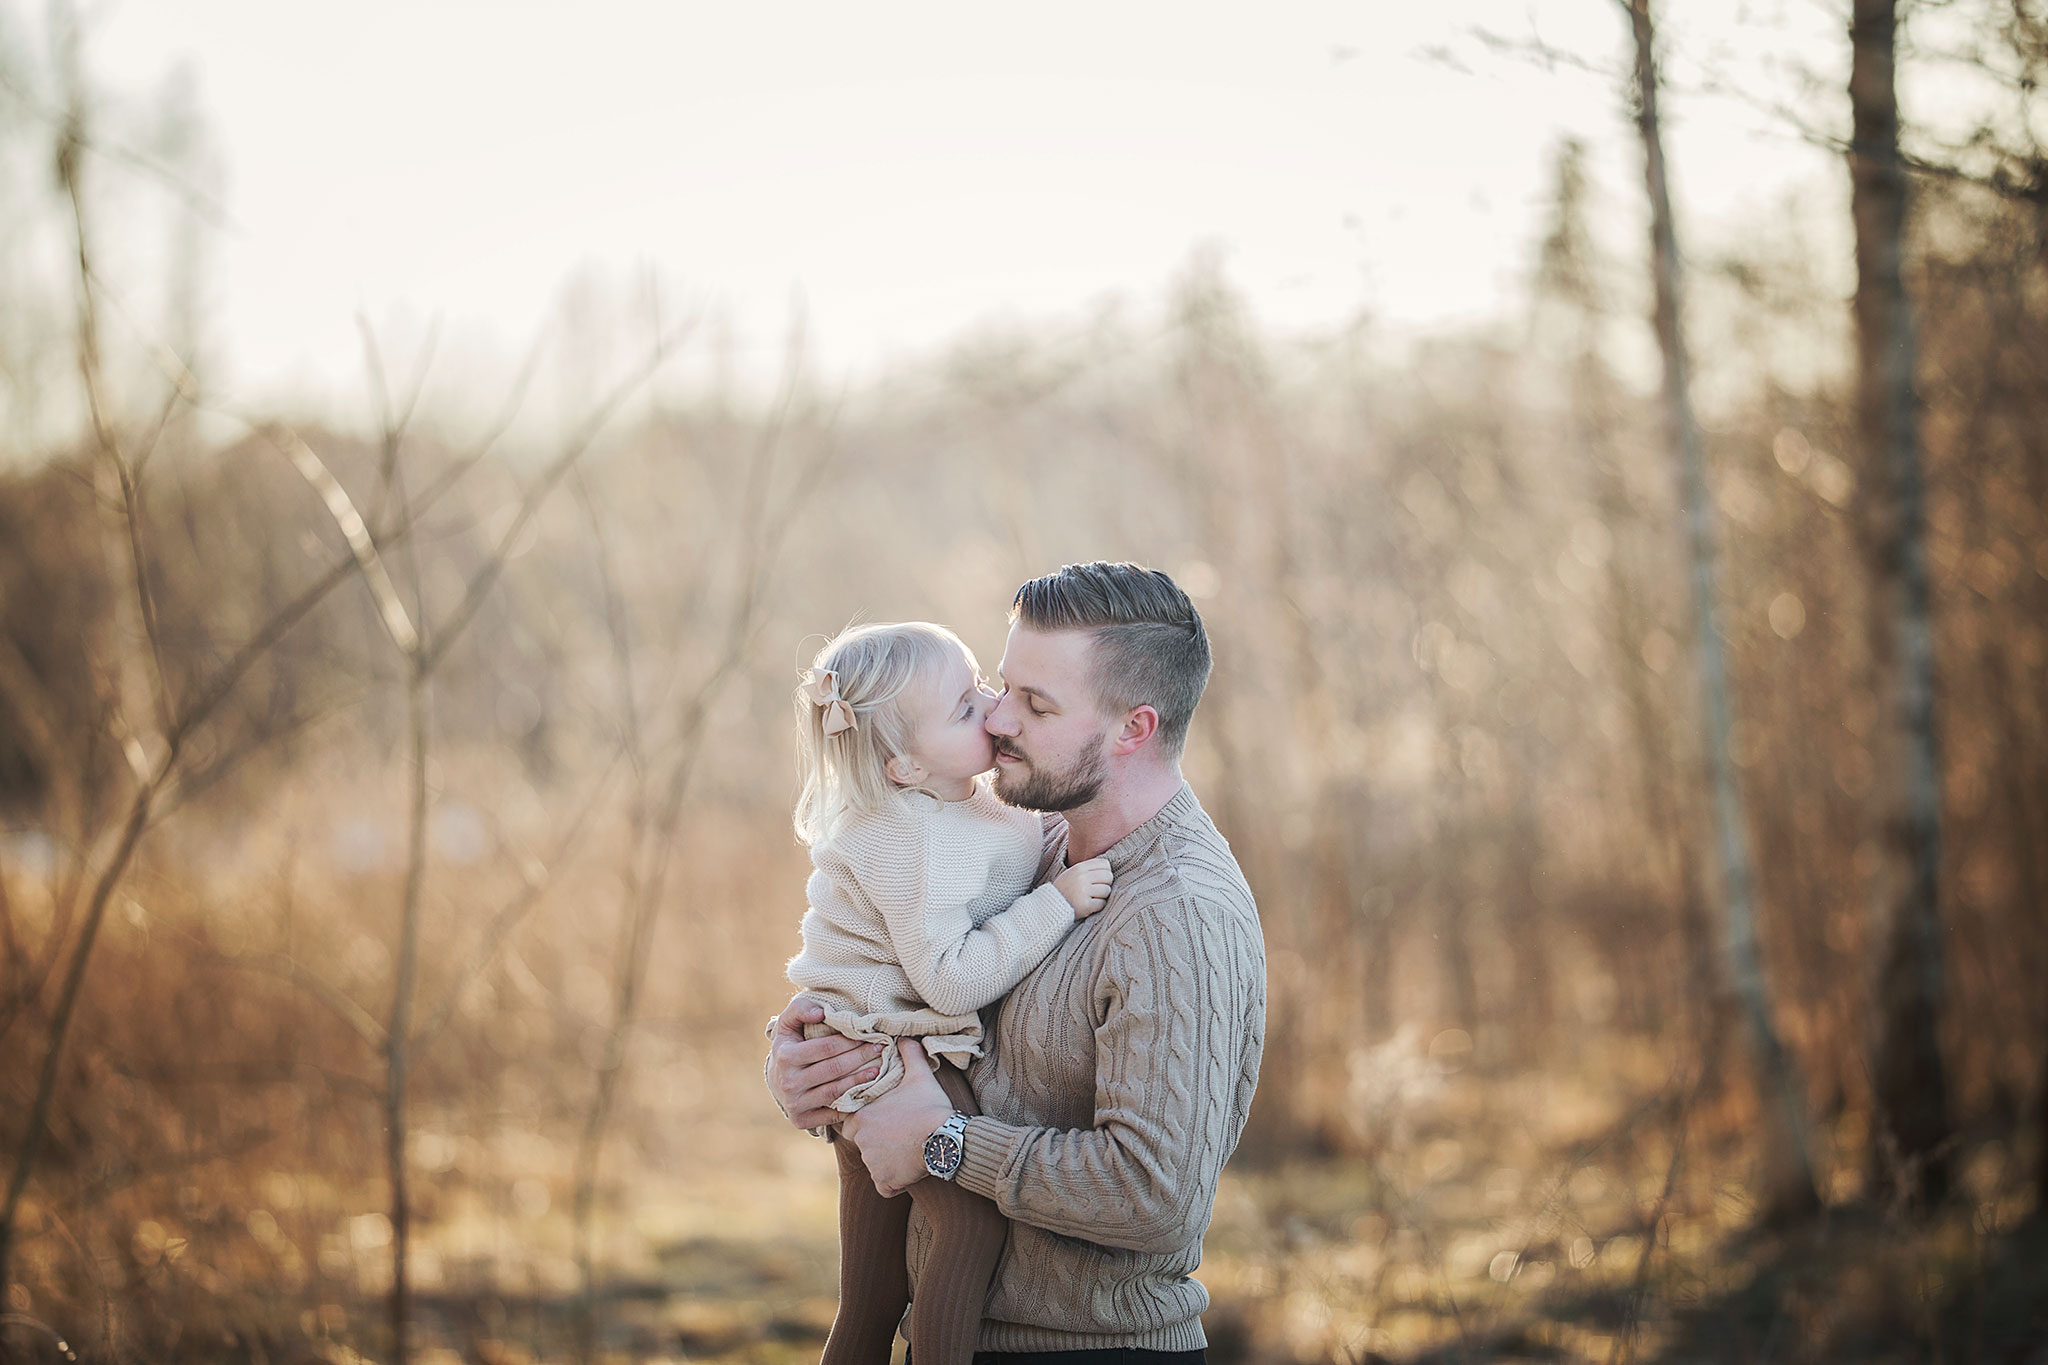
[2,2,2046,1363]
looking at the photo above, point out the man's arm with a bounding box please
[764,996,886,1130]
[848,894,1264,1252]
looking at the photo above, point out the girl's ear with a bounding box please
[884,753,921,787]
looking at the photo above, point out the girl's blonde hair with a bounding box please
[792,621,977,846]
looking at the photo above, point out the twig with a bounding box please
[0,1312,78,1363]
[409,745,626,1052]
[1607,1074,1698,1365]
[32,1207,116,1365]
[30,1124,274,1227]
[210,948,387,1051]
[393,327,548,533]
[575,470,646,779]
[144,690,367,825]
[0,767,156,1289]
[0,52,233,231]
[422,321,696,673]
[568,318,819,1356]
[62,116,176,748]
[359,312,443,532]
[264,425,421,657]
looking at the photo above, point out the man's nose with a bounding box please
[984,694,1022,738]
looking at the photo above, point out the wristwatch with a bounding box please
[922,1111,970,1180]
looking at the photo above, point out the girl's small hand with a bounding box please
[1054,857,1114,919]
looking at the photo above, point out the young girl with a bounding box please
[785,621,1112,1365]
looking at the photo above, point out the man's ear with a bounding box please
[1111,705,1160,757]
[884,754,921,787]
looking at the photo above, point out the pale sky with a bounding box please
[68,0,1846,405]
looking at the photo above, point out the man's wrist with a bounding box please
[921,1110,970,1180]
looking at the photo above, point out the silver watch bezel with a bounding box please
[922,1111,969,1180]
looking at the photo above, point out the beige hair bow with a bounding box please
[803,668,858,736]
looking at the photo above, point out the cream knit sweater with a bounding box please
[786,780,1077,1112]
[903,783,1266,1352]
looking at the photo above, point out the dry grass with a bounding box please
[7,879,2041,1365]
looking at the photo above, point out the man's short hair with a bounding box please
[1010,561,1212,759]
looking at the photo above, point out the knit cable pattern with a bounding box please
[904,784,1267,1353]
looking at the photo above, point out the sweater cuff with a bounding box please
[955,1114,1027,1200]
[1015,882,1079,940]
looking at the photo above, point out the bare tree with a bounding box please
[274,323,688,1362]
[1531,137,1724,1069]
[1849,0,1952,1208]
[1617,0,1819,1222]
[0,95,380,1296]
[566,360,829,1361]
[0,62,687,1336]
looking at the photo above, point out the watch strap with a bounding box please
[923,1110,969,1180]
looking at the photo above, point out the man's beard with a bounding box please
[991,733,1107,812]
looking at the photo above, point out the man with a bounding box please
[766,561,1266,1361]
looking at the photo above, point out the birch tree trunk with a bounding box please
[1535,137,1725,1070]
[1620,0,1819,1221]
[1848,0,1952,1208]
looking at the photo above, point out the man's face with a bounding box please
[985,624,1113,812]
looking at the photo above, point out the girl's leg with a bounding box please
[821,1133,913,1365]
[904,1066,1006,1365]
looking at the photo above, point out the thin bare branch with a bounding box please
[1607,1076,1697,1365]
[421,320,697,674]
[129,384,184,482]
[575,471,646,779]
[0,772,155,1287]
[33,1125,276,1229]
[146,689,367,826]
[61,118,176,746]
[221,948,387,1051]
[165,556,357,751]
[568,322,815,1347]
[263,425,421,657]
[0,67,235,230]
[359,313,443,531]
[397,326,548,530]
[1471,23,1621,79]
[410,746,626,1052]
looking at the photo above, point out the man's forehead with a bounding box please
[998,623,1094,686]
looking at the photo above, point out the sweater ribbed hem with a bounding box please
[974,1317,1209,1353]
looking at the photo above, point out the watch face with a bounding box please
[923,1130,963,1179]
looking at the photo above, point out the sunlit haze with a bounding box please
[79,0,1846,402]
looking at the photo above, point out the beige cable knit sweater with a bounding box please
[786,780,1078,1112]
[904,783,1266,1352]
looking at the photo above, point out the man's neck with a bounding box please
[1059,763,1185,863]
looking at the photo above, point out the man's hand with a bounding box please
[840,1039,954,1197]
[765,997,884,1130]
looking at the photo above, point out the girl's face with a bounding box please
[891,647,999,800]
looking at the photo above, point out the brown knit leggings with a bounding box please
[820,1065,1005,1365]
